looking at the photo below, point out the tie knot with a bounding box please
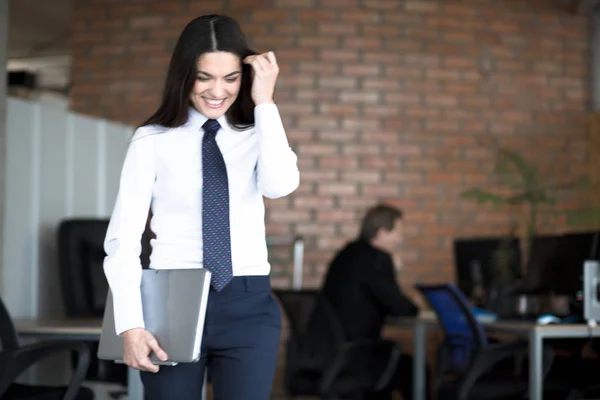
[203,119,220,136]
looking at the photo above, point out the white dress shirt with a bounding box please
[103,103,300,335]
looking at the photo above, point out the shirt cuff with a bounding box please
[111,286,145,336]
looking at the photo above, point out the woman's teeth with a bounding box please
[205,99,225,108]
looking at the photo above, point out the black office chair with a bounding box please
[57,218,152,398]
[273,289,401,399]
[0,295,94,400]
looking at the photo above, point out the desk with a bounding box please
[13,318,143,400]
[393,314,600,400]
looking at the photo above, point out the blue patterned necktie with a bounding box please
[202,119,233,291]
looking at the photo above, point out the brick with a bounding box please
[298,36,339,47]
[277,74,314,88]
[341,171,381,183]
[342,65,381,76]
[252,10,292,22]
[340,10,381,22]
[298,10,336,21]
[109,4,147,17]
[343,37,382,49]
[90,45,127,56]
[318,24,358,36]
[269,210,311,223]
[275,0,316,7]
[316,210,356,223]
[318,0,360,7]
[71,0,593,301]
[318,104,360,116]
[319,49,359,62]
[296,90,338,101]
[129,16,164,28]
[339,91,380,104]
[318,77,357,89]
[295,223,336,236]
[300,170,338,181]
[342,144,382,155]
[363,79,400,90]
[405,1,441,13]
[363,25,400,36]
[298,62,338,74]
[230,0,269,7]
[318,156,359,168]
[296,116,340,129]
[363,105,401,117]
[297,143,339,155]
[342,118,382,130]
[363,0,402,10]
[317,183,358,196]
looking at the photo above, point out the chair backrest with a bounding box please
[58,218,152,317]
[273,288,348,378]
[272,289,321,340]
[415,283,488,372]
[273,289,346,341]
[0,296,20,351]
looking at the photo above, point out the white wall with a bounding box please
[1,97,131,319]
[0,0,8,301]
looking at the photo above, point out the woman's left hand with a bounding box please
[244,52,279,105]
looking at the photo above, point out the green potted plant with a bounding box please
[461,148,585,279]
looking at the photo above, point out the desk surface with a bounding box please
[393,312,600,337]
[13,318,103,336]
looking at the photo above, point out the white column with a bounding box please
[0,0,8,293]
[593,6,600,111]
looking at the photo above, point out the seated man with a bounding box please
[318,204,425,400]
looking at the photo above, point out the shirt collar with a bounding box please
[187,106,231,134]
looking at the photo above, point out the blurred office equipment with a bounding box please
[272,289,400,399]
[454,236,522,315]
[58,218,152,398]
[415,283,557,400]
[0,296,94,400]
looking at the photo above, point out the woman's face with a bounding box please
[190,51,242,119]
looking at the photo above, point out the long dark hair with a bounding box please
[140,15,257,130]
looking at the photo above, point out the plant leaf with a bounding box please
[460,188,510,207]
[494,148,538,191]
[566,208,600,227]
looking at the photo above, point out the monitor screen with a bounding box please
[454,236,522,300]
[523,231,600,295]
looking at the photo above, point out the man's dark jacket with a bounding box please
[318,239,418,340]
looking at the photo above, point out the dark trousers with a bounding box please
[140,276,282,400]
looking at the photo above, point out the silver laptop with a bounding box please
[97,268,211,366]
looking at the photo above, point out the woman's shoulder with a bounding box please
[130,124,173,143]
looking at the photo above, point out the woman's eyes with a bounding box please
[196,77,239,83]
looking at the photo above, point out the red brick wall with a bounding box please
[70,0,593,293]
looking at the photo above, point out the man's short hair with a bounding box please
[359,204,403,241]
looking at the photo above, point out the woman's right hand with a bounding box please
[122,328,168,373]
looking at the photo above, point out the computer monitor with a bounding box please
[524,231,600,296]
[583,259,600,322]
[454,236,522,301]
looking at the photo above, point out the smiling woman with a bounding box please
[139,14,262,130]
[191,52,242,119]
[101,13,299,400]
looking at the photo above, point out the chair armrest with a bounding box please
[320,339,402,396]
[457,340,555,400]
[0,340,91,400]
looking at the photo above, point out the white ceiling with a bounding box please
[7,0,71,89]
